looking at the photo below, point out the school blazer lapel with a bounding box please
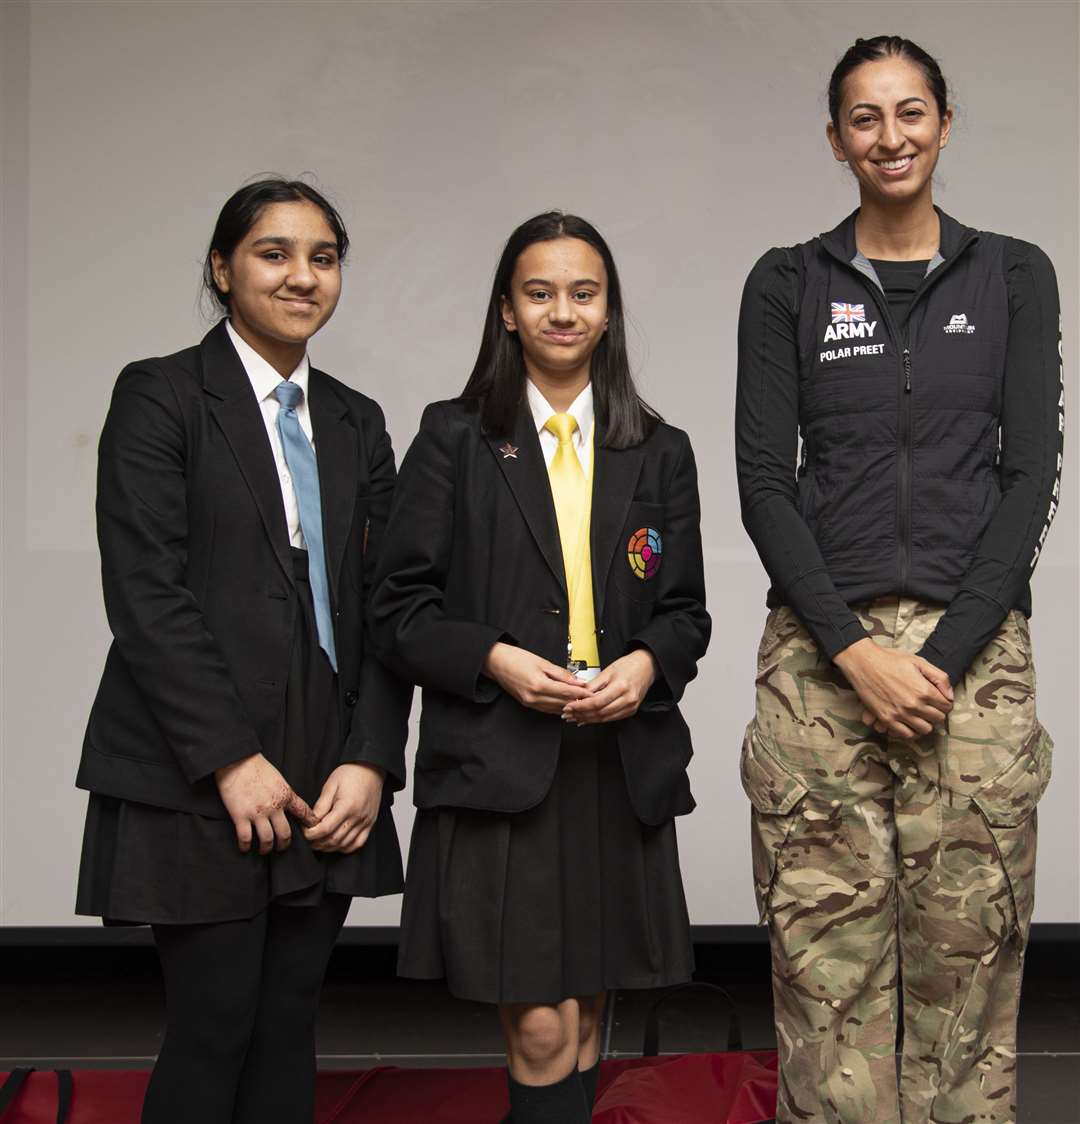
[308,369,357,605]
[201,323,294,586]
[590,428,645,623]
[485,407,566,592]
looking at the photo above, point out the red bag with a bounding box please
[2,1059,776,1123]
[591,983,777,1124]
[2,984,778,1123]
[592,1053,778,1124]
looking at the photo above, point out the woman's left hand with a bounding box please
[561,650,658,725]
[304,764,386,853]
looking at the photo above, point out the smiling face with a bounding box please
[211,200,342,352]
[500,237,609,384]
[827,56,952,205]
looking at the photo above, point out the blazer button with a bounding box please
[344,688,359,707]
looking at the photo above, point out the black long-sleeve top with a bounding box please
[736,234,1063,682]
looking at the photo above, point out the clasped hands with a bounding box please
[215,755,385,855]
[482,642,657,725]
[833,638,955,739]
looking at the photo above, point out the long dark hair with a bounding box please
[828,36,948,128]
[201,177,349,314]
[460,211,658,449]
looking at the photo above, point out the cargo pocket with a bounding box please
[970,723,1053,938]
[755,607,789,670]
[740,721,809,923]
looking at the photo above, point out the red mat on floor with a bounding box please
[1,1053,778,1123]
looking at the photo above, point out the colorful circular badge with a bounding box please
[627,526,662,580]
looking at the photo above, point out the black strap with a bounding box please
[0,1068,34,1115]
[0,1068,73,1122]
[642,981,744,1056]
[55,1070,73,1124]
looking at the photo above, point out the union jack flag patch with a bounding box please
[831,302,866,324]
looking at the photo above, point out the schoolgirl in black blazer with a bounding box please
[372,212,711,1124]
[74,179,410,1124]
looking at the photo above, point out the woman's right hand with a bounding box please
[214,753,320,854]
[833,638,954,739]
[482,642,591,714]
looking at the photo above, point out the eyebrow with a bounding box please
[849,96,929,114]
[251,236,338,252]
[519,277,601,287]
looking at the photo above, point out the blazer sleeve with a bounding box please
[918,241,1063,682]
[627,429,712,709]
[341,400,413,791]
[97,363,263,784]
[735,248,870,660]
[371,403,509,701]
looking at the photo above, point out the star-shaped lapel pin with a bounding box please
[498,442,519,460]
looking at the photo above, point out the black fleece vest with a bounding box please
[791,209,1013,608]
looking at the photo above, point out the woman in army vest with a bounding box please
[735,35,1062,1124]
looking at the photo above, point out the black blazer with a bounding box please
[75,321,412,819]
[371,398,710,826]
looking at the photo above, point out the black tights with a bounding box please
[142,894,349,1124]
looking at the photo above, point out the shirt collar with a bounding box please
[818,205,976,266]
[526,379,594,445]
[226,319,310,404]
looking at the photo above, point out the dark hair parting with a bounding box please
[828,36,948,128]
[459,211,659,451]
[201,176,349,314]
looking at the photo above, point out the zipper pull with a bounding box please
[903,348,912,393]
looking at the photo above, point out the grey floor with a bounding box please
[2,937,1077,1121]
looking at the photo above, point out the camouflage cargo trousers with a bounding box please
[742,597,1053,1124]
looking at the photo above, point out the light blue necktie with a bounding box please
[274,380,337,671]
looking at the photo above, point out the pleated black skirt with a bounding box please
[398,722,693,1006]
[75,547,403,925]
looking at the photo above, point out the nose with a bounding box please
[286,260,317,291]
[549,293,574,325]
[878,116,904,151]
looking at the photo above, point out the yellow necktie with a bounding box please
[543,413,599,668]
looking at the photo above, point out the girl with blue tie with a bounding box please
[74,179,410,1124]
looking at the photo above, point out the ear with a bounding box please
[826,120,847,163]
[938,106,954,151]
[210,249,230,296]
[500,294,517,333]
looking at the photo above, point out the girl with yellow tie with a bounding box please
[372,212,711,1123]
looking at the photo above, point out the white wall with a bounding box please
[1,0,1076,927]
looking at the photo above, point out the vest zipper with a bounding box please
[898,346,913,590]
[826,233,977,595]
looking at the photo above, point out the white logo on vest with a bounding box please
[944,313,975,334]
[820,302,883,363]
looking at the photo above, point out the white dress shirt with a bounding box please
[226,320,314,548]
[526,379,594,473]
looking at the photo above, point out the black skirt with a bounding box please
[398,722,693,1006]
[75,547,403,925]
